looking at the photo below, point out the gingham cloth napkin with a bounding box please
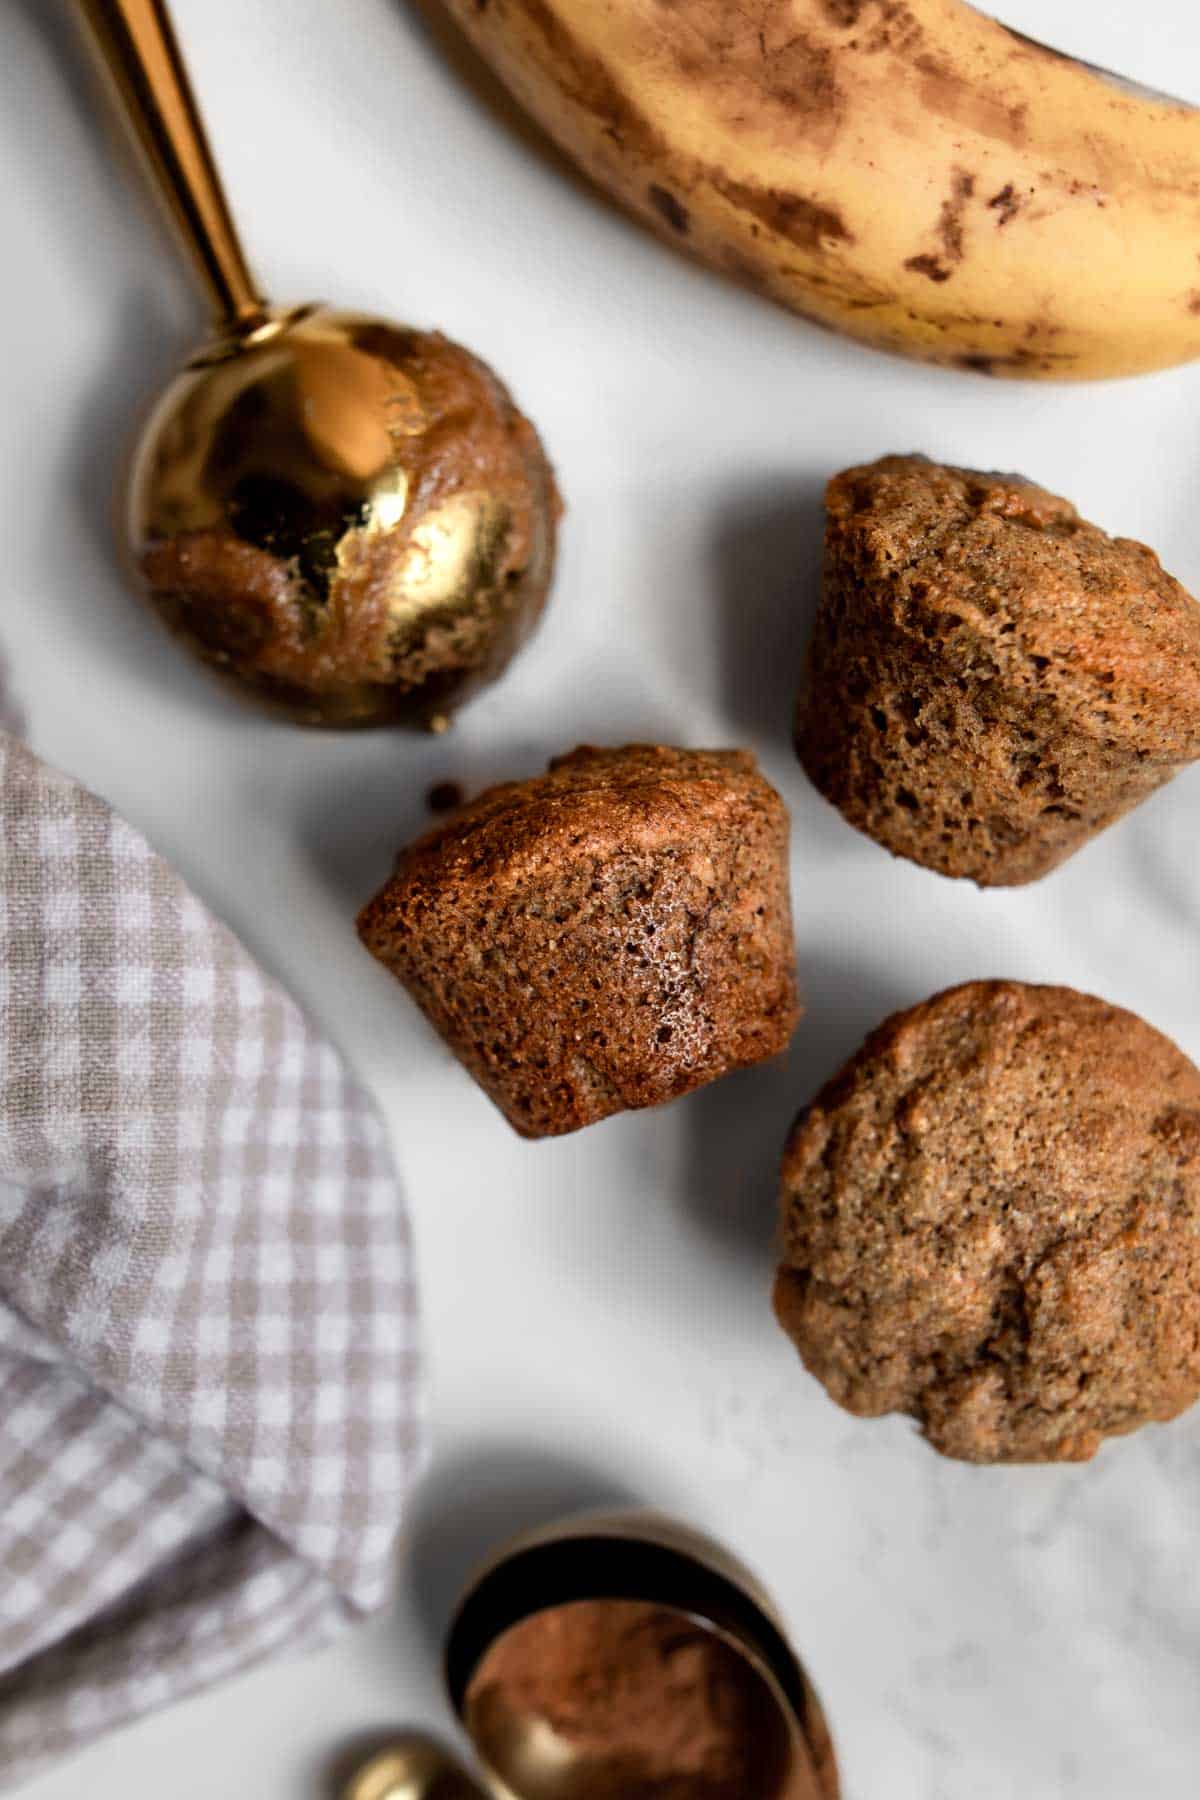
[0,729,424,1788]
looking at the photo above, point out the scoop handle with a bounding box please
[76,0,266,332]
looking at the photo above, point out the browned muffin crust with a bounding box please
[795,456,1200,885]
[775,981,1200,1464]
[358,745,800,1137]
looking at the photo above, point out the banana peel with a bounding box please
[438,0,1200,379]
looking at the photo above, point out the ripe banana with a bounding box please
[438,0,1200,379]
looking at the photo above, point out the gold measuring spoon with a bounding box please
[343,1510,838,1800]
[447,1512,840,1800]
[76,0,559,728]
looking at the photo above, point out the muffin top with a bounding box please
[376,745,779,898]
[825,456,1200,761]
[776,981,1200,1463]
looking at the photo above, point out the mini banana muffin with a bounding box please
[358,745,799,1137]
[796,456,1200,885]
[775,981,1200,1463]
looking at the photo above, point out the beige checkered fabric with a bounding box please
[0,731,424,1788]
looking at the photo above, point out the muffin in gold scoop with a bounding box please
[134,308,560,727]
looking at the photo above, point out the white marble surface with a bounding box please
[2,1,1199,1795]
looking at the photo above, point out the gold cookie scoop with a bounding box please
[76,0,559,728]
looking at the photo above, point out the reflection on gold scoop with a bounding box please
[76,0,558,728]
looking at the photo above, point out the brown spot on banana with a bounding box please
[957,348,1069,375]
[649,184,690,232]
[905,253,952,284]
[515,0,668,163]
[650,5,846,150]
[988,183,1021,225]
[903,167,974,282]
[938,168,975,261]
[712,177,853,252]
[914,53,1028,148]
[1189,292,1200,315]
[819,1,924,57]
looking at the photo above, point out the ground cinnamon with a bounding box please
[463,1598,795,1798]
